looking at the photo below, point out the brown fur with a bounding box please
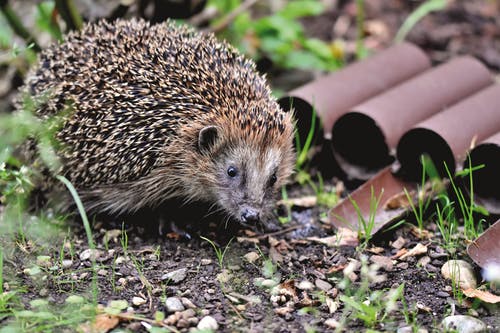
[17,18,295,223]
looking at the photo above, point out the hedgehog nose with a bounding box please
[241,208,260,223]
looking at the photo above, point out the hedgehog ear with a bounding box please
[198,126,219,152]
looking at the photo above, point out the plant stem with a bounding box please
[355,0,365,60]
[0,0,41,52]
[55,0,83,31]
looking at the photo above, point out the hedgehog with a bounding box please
[18,18,296,226]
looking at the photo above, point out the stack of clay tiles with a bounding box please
[277,42,500,267]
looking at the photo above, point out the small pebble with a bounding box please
[181,308,196,320]
[197,315,219,330]
[201,259,212,265]
[79,249,101,261]
[244,251,260,263]
[325,318,341,329]
[176,318,190,328]
[165,297,185,313]
[161,268,188,284]
[297,280,314,290]
[370,255,394,271]
[441,315,487,333]
[181,297,197,309]
[441,260,477,290]
[62,259,73,269]
[436,291,450,298]
[132,296,146,306]
[396,262,409,270]
[397,326,428,333]
[315,279,333,292]
[115,256,127,265]
[261,279,278,288]
[417,256,431,267]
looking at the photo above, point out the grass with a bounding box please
[200,236,234,270]
[335,256,407,332]
[294,103,320,172]
[394,0,449,43]
[350,186,383,251]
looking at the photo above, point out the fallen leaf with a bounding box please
[236,237,259,244]
[82,314,119,333]
[399,243,428,260]
[463,288,500,303]
[327,263,348,274]
[308,228,359,247]
[274,306,293,316]
[269,246,283,263]
[367,247,385,254]
[279,280,297,298]
[383,190,414,210]
[409,225,434,239]
[391,236,407,249]
[392,248,408,259]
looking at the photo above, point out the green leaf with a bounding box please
[65,295,85,304]
[30,299,49,308]
[36,1,63,41]
[303,38,334,60]
[109,299,128,310]
[285,50,326,70]
[279,1,325,19]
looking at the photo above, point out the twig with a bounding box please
[55,0,83,31]
[256,225,301,239]
[209,0,259,34]
[0,0,41,52]
[188,6,219,27]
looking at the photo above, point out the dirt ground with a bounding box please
[2,0,500,332]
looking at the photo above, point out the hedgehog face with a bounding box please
[213,145,290,225]
[197,125,294,225]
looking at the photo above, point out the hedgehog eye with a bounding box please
[269,173,277,187]
[227,166,238,178]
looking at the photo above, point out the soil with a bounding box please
[2,0,500,332]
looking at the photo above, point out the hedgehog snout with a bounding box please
[240,206,260,223]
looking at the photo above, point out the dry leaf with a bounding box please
[463,288,500,303]
[399,243,428,260]
[409,225,433,239]
[308,227,359,247]
[383,191,414,210]
[269,246,283,263]
[274,306,294,316]
[327,263,348,274]
[367,247,385,254]
[236,237,259,244]
[392,248,408,259]
[91,313,120,332]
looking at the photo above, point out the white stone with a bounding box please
[441,315,487,333]
[165,297,185,313]
[441,260,477,290]
[197,315,218,330]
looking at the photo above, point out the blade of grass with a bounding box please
[395,0,448,43]
[56,175,98,303]
[0,1,41,51]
